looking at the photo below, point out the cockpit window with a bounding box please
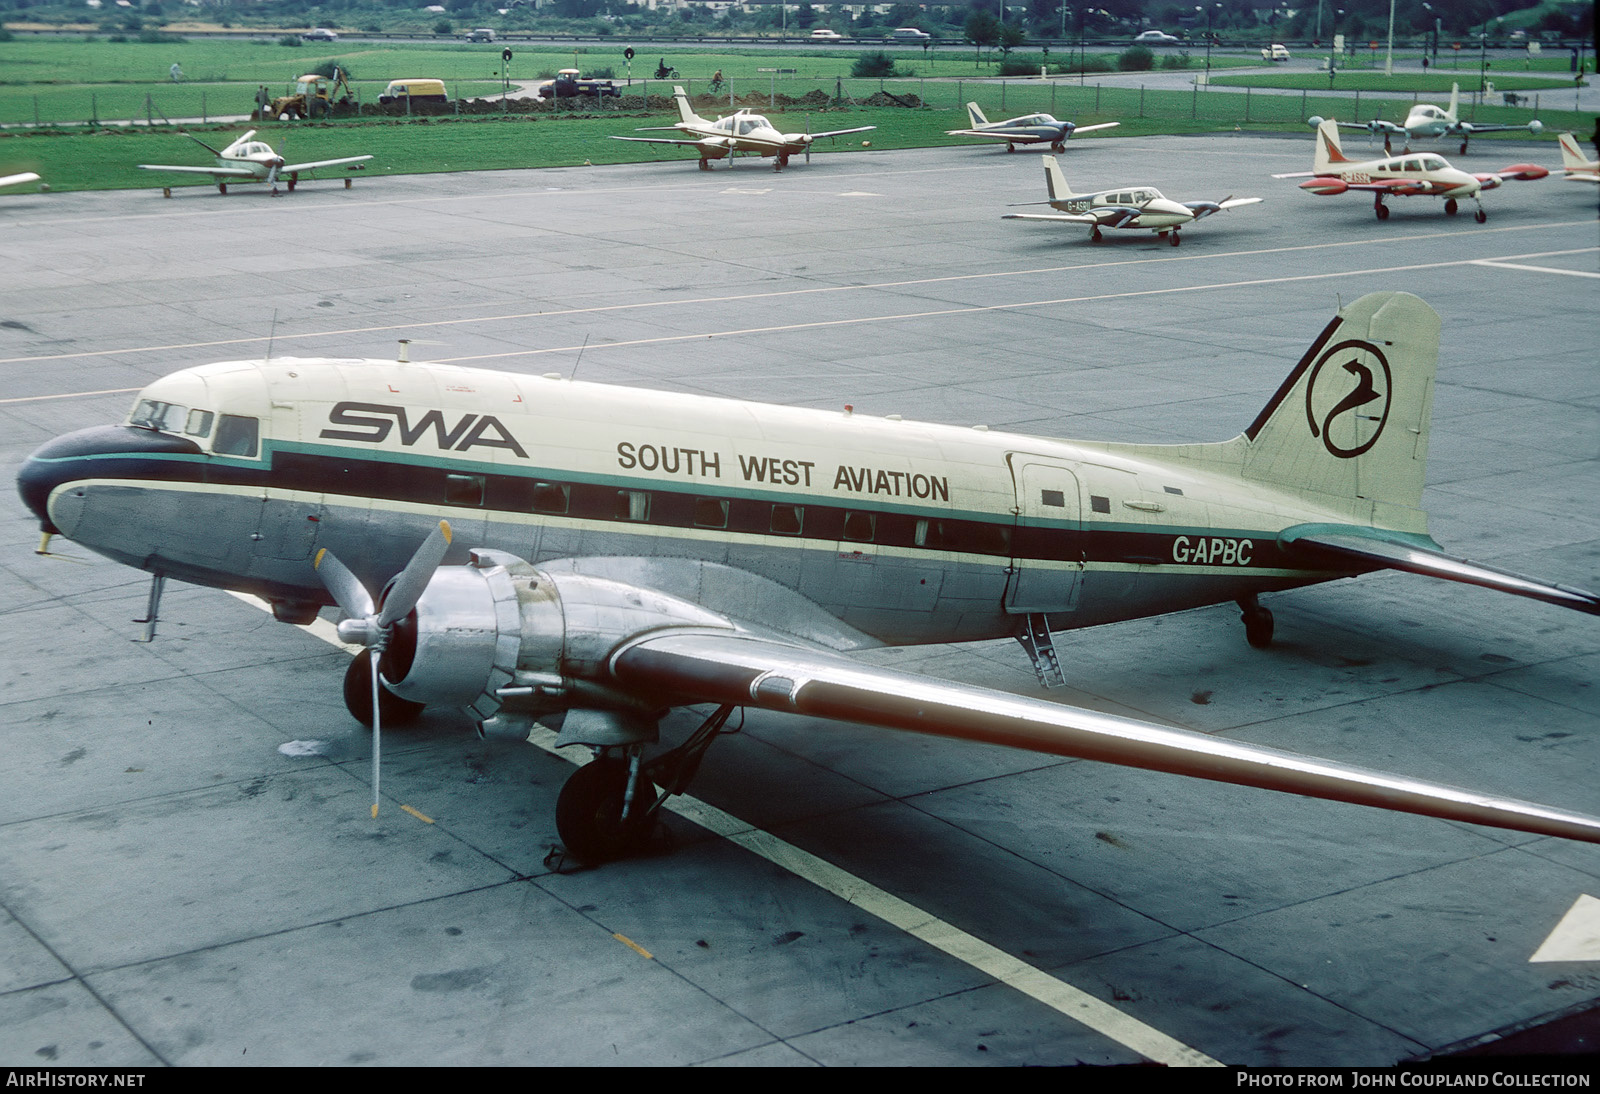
[130,399,188,432]
[185,409,214,437]
[213,414,259,458]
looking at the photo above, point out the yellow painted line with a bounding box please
[400,804,435,824]
[613,933,654,960]
[229,589,1222,1066]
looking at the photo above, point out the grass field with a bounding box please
[1211,71,1586,93]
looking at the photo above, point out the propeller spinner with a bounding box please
[314,520,453,817]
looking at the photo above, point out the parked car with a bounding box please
[535,69,620,99]
[464,28,496,42]
[1132,30,1180,44]
[809,29,844,41]
[887,27,931,42]
[302,27,338,42]
[1261,43,1291,61]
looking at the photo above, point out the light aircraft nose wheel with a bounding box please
[1459,141,1468,155]
[342,653,424,729]
[1238,596,1275,650]
[556,757,657,864]
[1052,141,1065,152]
[1168,232,1181,247]
[1444,198,1459,216]
[1474,208,1487,223]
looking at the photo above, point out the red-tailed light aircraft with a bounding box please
[945,102,1120,153]
[609,86,874,171]
[1275,120,1547,222]
[137,130,374,196]
[1555,132,1599,184]
[18,293,1600,863]
[1004,155,1260,245]
[1311,83,1544,155]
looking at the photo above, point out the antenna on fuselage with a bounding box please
[265,309,277,363]
[398,338,411,363]
[570,333,590,382]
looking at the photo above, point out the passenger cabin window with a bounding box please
[1040,489,1066,508]
[842,511,876,542]
[212,414,259,458]
[693,497,729,529]
[532,481,569,515]
[185,409,214,438]
[770,504,803,536]
[616,490,650,522]
[445,474,485,507]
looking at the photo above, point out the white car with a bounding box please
[1132,30,1180,44]
[809,28,843,41]
[302,28,338,42]
[887,27,931,42]
[1261,43,1291,61]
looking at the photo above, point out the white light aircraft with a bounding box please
[1275,120,1547,222]
[137,130,374,196]
[1555,132,1599,184]
[1311,83,1543,155]
[1,171,41,190]
[18,293,1600,863]
[1003,155,1260,245]
[945,102,1119,153]
[609,86,874,171]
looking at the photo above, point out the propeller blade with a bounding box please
[370,648,382,818]
[314,547,375,620]
[378,520,453,627]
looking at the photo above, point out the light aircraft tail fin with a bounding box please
[1239,292,1438,516]
[1312,119,1351,172]
[672,85,702,126]
[965,102,989,128]
[1040,155,1079,202]
[1558,132,1591,170]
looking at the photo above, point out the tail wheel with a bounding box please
[556,758,656,864]
[342,652,424,729]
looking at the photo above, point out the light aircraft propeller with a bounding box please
[314,520,453,817]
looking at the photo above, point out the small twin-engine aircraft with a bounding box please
[1,170,41,190]
[137,130,374,197]
[945,102,1120,153]
[19,293,1600,864]
[609,86,874,171]
[1555,132,1599,184]
[1003,155,1260,246]
[1311,83,1543,155]
[1275,120,1547,222]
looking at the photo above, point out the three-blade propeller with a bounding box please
[314,520,453,817]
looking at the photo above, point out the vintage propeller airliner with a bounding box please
[17,292,1600,863]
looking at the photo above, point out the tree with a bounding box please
[964,8,999,57]
[851,50,899,77]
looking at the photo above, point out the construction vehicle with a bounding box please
[266,69,355,120]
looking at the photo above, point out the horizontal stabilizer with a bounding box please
[1281,526,1600,615]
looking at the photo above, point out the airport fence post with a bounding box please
[1000,80,1005,110]
[202,91,206,123]
[1140,85,1145,118]
[1050,81,1056,111]
[1300,88,1306,120]
[1095,83,1100,112]
[1244,86,1249,123]
[1191,83,1197,118]
[34,95,39,127]
[1353,89,1360,122]
[91,93,98,127]
[146,93,153,127]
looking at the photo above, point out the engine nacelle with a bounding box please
[1497,163,1548,181]
[1301,177,1348,196]
[379,548,734,725]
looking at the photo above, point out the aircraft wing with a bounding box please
[1280,526,1600,616]
[137,164,259,179]
[1182,196,1263,219]
[946,128,1011,139]
[609,136,713,148]
[802,125,876,141]
[609,628,1600,844]
[0,171,40,189]
[1454,121,1544,136]
[1002,212,1100,225]
[1071,122,1120,135]
[279,154,374,174]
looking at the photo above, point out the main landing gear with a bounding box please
[555,703,739,865]
[1374,195,1390,220]
[1237,594,1275,650]
[1168,231,1181,247]
[1089,226,1104,243]
[1445,198,1458,216]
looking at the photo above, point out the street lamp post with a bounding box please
[1383,0,1395,76]
[1196,3,1220,82]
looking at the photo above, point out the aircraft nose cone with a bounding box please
[16,425,202,535]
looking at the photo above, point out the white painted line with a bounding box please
[230,591,1223,1067]
[1470,260,1600,279]
[1530,894,1600,963]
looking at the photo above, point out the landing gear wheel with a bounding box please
[1052,141,1065,152]
[1240,605,1275,649]
[1474,208,1487,223]
[1375,203,1390,220]
[556,758,655,865]
[1006,142,1016,153]
[1090,226,1103,243]
[1168,232,1181,246]
[698,159,712,171]
[1459,140,1468,155]
[287,176,297,191]
[1444,198,1458,216]
[342,654,424,729]
[218,182,228,195]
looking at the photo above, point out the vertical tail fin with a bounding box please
[1040,155,1077,201]
[1313,119,1351,173]
[966,102,989,128]
[1558,132,1592,171]
[1241,292,1439,516]
[673,85,701,126]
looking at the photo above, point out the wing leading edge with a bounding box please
[611,630,1600,845]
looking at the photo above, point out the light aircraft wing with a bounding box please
[137,164,259,179]
[609,136,712,148]
[947,128,1004,138]
[804,125,876,141]
[278,154,374,173]
[1002,212,1100,225]
[1280,527,1600,616]
[1453,121,1544,136]
[1071,122,1120,135]
[1,171,40,188]
[1182,196,1263,219]
[609,628,1600,844]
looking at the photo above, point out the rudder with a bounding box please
[966,102,989,128]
